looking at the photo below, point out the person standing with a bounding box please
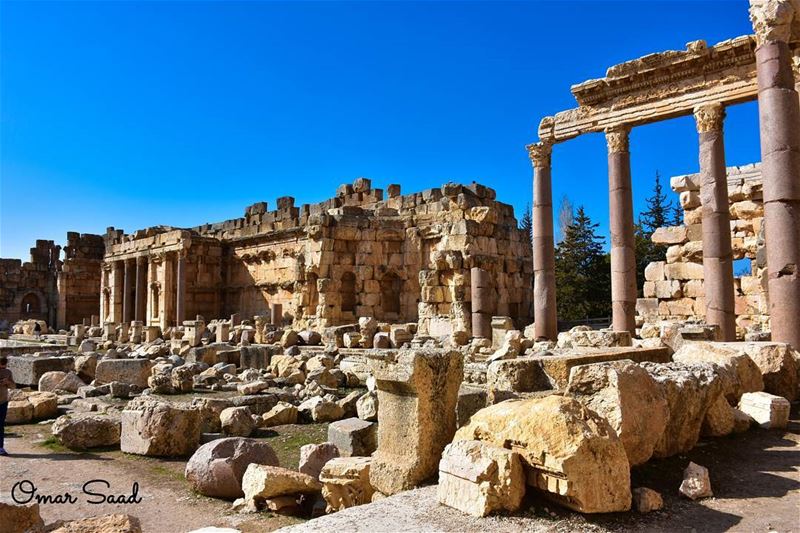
[0,356,15,456]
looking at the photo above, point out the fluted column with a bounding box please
[606,126,637,334]
[694,104,737,340]
[122,259,133,324]
[176,251,186,325]
[527,141,557,340]
[750,1,800,348]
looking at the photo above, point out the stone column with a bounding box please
[368,349,463,496]
[135,256,147,322]
[606,126,637,334]
[694,103,737,341]
[470,267,492,338]
[527,141,558,340]
[270,303,283,327]
[751,1,800,348]
[176,251,186,325]
[122,259,133,324]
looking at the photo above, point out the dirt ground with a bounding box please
[2,408,798,533]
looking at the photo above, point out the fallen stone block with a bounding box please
[0,499,44,533]
[328,418,377,457]
[672,341,764,402]
[241,464,322,503]
[320,457,374,513]
[52,414,121,450]
[738,391,791,429]
[299,442,340,480]
[454,395,631,513]
[121,399,201,457]
[437,440,525,517]
[262,402,298,427]
[8,355,74,387]
[95,358,153,388]
[220,407,255,437]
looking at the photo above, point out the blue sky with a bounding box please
[1,0,759,261]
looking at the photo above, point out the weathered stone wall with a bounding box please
[637,163,768,337]
[57,232,104,329]
[101,178,533,334]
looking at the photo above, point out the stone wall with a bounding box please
[57,232,105,329]
[101,178,533,335]
[637,163,768,337]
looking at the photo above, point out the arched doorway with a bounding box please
[341,272,356,314]
[21,293,41,316]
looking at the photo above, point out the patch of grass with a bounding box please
[263,424,328,469]
[151,464,185,483]
[37,435,68,453]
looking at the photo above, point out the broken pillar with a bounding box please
[470,267,492,339]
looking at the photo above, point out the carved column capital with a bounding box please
[693,103,726,133]
[605,126,630,153]
[750,0,796,44]
[526,141,553,168]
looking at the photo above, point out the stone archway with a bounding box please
[20,292,41,316]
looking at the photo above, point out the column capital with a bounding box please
[750,0,796,44]
[605,126,630,154]
[693,103,726,133]
[526,141,553,168]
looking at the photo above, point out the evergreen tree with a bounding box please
[557,195,574,243]
[639,171,674,234]
[555,206,611,320]
[635,171,680,295]
[519,203,532,245]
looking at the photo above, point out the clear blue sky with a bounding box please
[1,0,759,261]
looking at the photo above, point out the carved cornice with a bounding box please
[605,127,630,153]
[694,103,726,133]
[750,0,796,44]
[526,142,553,168]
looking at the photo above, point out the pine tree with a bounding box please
[555,207,611,320]
[519,203,532,245]
[639,171,675,235]
[635,171,680,295]
[557,195,574,243]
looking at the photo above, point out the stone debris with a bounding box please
[320,457,375,513]
[299,443,340,480]
[566,360,668,466]
[48,513,142,533]
[220,406,255,437]
[52,413,121,450]
[436,440,525,517]
[454,395,631,513]
[672,341,764,401]
[240,464,322,508]
[120,399,201,457]
[738,391,791,429]
[0,500,44,533]
[679,462,713,500]
[262,402,298,427]
[632,487,663,513]
[6,390,58,424]
[185,437,279,500]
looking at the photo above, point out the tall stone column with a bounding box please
[135,256,147,322]
[470,267,492,338]
[694,103,737,341]
[176,251,186,325]
[606,126,637,334]
[122,259,133,324]
[527,141,557,340]
[751,0,800,348]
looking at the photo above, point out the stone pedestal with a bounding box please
[368,349,463,495]
[102,321,116,341]
[184,319,206,347]
[144,326,161,343]
[528,141,558,340]
[216,322,230,343]
[606,127,637,334]
[470,267,492,339]
[694,103,736,341]
[130,321,144,344]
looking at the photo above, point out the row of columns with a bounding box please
[527,103,748,342]
[116,251,186,327]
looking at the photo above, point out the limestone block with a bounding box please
[736,342,799,401]
[730,200,763,220]
[368,349,463,495]
[700,395,735,437]
[185,437,279,500]
[8,355,74,387]
[95,358,152,388]
[672,342,764,402]
[299,442,340,480]
[120,399,201,457]
[643,282,656,298]
[641,362,723,458]
[328,417,377,457]
[356,391,378,421]
[665,262,704,280]
[566,360,668,466]
[679,191,700,209]
[644,261,666,281]
[241,465,322,503]
[437,440,525,517]
[320,457,374,513]
[52,414,121,450]
[454,395,631,513]
[670,173,699,192]
[487,358,550,393]
[298,396,344,423]
[0,500,44,533]
[738,392,790,429]
[262,402,298,427]
[655,280,682,299]
[220,407,255,437]
[651,226,688,245]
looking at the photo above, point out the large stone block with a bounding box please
[121,399,201,457]
[368,349,463,495]
[95,358,153,388]
[8,355,74,387]
[320,457,374,513]
[566,360,668,466]
[738,391,790,429]
[672,342,764,401]
[52,414,121,450]
[454,395,631,513]
[437,440,525,517]
[328,418,377,457]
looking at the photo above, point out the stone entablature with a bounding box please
[100,179,533,335]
